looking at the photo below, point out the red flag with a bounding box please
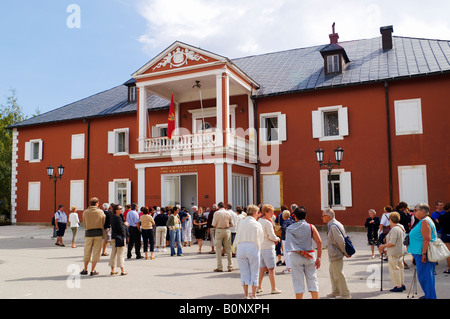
[167,93,175,140]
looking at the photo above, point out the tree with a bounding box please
[0,89,27,219]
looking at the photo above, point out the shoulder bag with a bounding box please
[426,218,450,262]
[333,224,356,256]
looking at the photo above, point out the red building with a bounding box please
[10,26,450,226]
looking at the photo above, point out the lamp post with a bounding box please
[47,164,65,214]
[315,147,344,208]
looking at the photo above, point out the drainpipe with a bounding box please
[84,118,90,209]
[251,94,260,204]
[384,81,393,206]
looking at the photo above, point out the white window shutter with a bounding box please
[24,142,31,161]
[320,170,329,209]
[152,126,158,138]
[126,181,132,205]
[108,182,116,204]
[341,172,352,207]
[38,140,43,160]
[124,129,130,153]
[278,114,287,142]
[107,131,115,154]
[259,116,266,142]
[312,110,322,138]
[395,99,423,135]
[338,107,349,137]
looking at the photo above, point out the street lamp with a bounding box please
[315,147,344,208]
[47,164,65,213]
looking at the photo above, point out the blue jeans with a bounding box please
[169,229,182,256]
[413,254,436,299]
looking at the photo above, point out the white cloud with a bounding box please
[136,0,450,59]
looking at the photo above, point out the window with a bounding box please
[398,165,428,207]
[108,128,129,155]
[312,106,348,141]
[152,124,168,137]
[327,54,340,73]
[232,175,251,209]
[70,180,84,210]
[261,173,283,210]
[71,134,85,159]
[260,112,287,143]
[323,111,339,137]
[320,170,352,210]
[28,182,41,211]
[24,139,43,162]
[108,180,131,207]
[394,98,423,135]
[128,86,137,102]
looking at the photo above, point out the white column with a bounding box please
[215,162,224,203]
[215,74,223,147]
[137,167,146,207]
[248,94,256,155]
[227,163,233,206]
[138,85,147,153]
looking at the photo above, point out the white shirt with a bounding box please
[259,218,279,250]
[68,212,80,227]
[235,216,264,250]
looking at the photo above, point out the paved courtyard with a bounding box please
[0,225,449,300]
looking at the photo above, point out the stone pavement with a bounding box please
[0,225,449,300]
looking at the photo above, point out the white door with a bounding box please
[162,175,181,207]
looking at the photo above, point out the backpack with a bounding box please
[333,224,356,256]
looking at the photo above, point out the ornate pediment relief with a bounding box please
[152,46,210,71]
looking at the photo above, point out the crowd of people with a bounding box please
[364,200,450,299]
[51,197,450,299]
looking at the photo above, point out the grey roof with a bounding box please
[234,36,450,97]
[12,35,450,128]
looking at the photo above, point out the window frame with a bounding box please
[71,134,85,159]
[394,98,423,136]
[25,139,43,163]
[312,105,349,141]
[108,128,129,156]
[28,182,41,211]
[259,112,287,145]
[320,169,352,210]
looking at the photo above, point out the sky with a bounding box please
[1,0,450,117]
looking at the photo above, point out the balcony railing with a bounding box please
[144,131,217,153]
[144,131,255,156]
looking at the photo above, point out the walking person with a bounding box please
[408,203,438,299]
[167,206,183,256]
[154,208,168,252]
[140,206,156,260]
[365,209,380,259]
[109,204,127,276]
[285,206,322,299]
[257,204,282,295]
[126,203,142,259]
[322,208,352,299]
[379,212,406,292]
[101,203,112,257]
[68,206,80,248]
[193,207,208,253]
[81,197,105,276]
[212,202,234,272]
[235,205,264,299]
[54,204,67,247]
[280,210,294,274]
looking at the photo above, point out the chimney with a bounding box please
[329,22,339,44]
[380,25,394,50]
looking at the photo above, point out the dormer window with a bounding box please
[320,23,350,76]
[128,86,137,102]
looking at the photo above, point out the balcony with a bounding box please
[143,131,255,160]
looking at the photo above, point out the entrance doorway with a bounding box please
[161,174,198,213]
